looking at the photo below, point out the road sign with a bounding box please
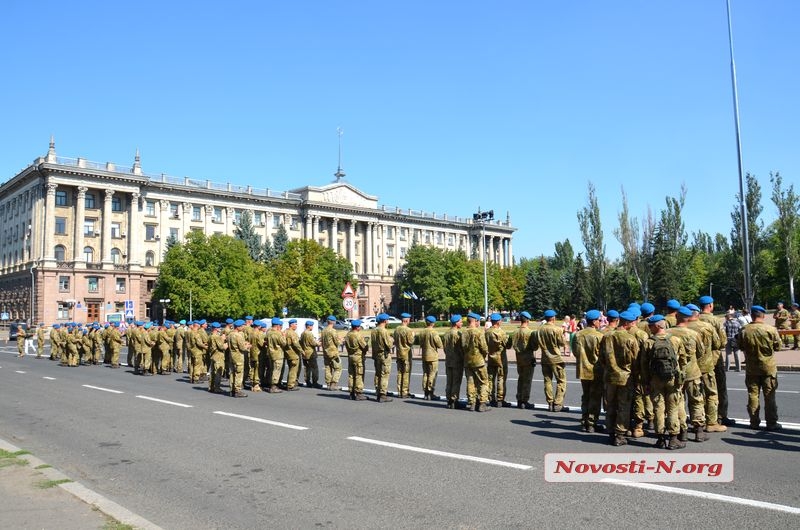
[125,309,135,319]
[0,312,8,321]
[124,300,134,311]
[341,282,355,298]
[342,297,355,311]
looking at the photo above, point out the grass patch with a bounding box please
[35,478,72,489]
[34,464,52,470]
[103,520,135,530]
[0,449,30,468]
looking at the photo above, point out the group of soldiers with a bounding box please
[773,301,800,349]
[17,321,124,367]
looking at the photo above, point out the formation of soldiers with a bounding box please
[17,296,784,448]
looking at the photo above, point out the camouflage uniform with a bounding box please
[442,322,464,408]
[417,324,443,399]
[485,323,510,406]
[573,326,604,431]
[512,323,537,409]
[462,322,490,411]
[537,321,567,410]
[641,331,685,445]
[320,324,341,391]
[370,324,394,401]
[393,323,415,398]
[599,328,639,444]
[344,328,368,399]
[300,327,320,387]
[738,319,781,429]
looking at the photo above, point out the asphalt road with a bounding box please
[1,344,799,529]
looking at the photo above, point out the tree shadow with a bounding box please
[721,431,800,452]
[403,400,448,410]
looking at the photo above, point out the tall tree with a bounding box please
[567,253,591,315]
[730,173,768,305]
[272,224,289,258]
[770,172,800,303]
[613,188,655,301]
[650,186,689,307]
[233,210,263,262]
[577,182,607,309]
[525,256,553,317]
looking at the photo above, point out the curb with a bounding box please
[0,437,163,530]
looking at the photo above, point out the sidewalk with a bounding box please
[0,437,161,530]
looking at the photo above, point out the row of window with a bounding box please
[58,275,126,294]
[53,245,158,266]
[56,190,125,211]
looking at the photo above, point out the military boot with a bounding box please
[654,435,667,449]
[476,402,490,412]
[611,434,627,447]
[694,425,708,442]
[251,384,262,393]
[678,428,688,442]
[268,385,283,393]
[705,423,727,433]
[377,395,393,403]
[631,423,645,438]
[354,393,367,401]
[667,435,686,450]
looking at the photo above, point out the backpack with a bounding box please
[649,336,678,381]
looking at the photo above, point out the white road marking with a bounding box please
[83,384,124,394]
[728,387,799,394]
[347,436,532,470]
[213,411,308,431]
[136,395,193,408]
[603,478,800,515]
[43,376,56,380]
[15,370,26,374]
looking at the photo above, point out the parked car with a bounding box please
[331,319,351,331]
[9,321,27,341]
[360,316,377,329]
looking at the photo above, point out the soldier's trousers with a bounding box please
[487,353,507,402]
[230,361,244,394]
[110,345,120,367]
[516,358,535,404]
[94,345,104,365]
[324,354,341,388]
[37,340,44,358]
[422,360,438,395]
[679,378,706,429]
[465,365,489,406]
[606,383,633,436]
[396,356,411,396]
[209,355,224,393]
[259,351,269,387]
[348,355,364,395]
[632,385,654,426]
[104,344,112,364]
[191,352,205,382]
[715,355,729,419]
[374,354,391,396]
[285,354,300,389]
[445,364,463,404]
[541,363,566,406]
[700,371,719,425]
[580,379,603,428]
[127,347,135,369]
[746,374,779,426]
[172,347,183,372]
[67,345,79,366]
[138,350,152,373]
[159,347,171,372]
[249,355,261,388]
[303,353,319,385]
[649,378,681,435]
[271,357,285,387]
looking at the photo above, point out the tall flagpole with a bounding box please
[726,0,753,310]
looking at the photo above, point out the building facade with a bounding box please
[0,140,516,324]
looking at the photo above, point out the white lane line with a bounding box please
[43,376,56,380]
[213,411,308,431]
[15,370,26,374]
[83,384,124,394]
[136,395,193,408]
[603,478,800,515]
[728,388,799,394]
[347,436,532,470]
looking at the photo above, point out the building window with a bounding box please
[111,222,121,238]
[254,212,262,225]
[170,203,179,219]
[145,225,156,241]
[290,216,299,230]
[169,227,179,240]
[111,248,121,264]
[234,210,242,224]
[425,232,431,244]
[436,232,443,245]
[84,246,94,262]
[55,217,67,235]
[145,201,156,217]
[273,214,281,228]
[387,227,395,239]
[448,234,455,246]
[111,196,122,212]
[192,206,202,221]
[87,276,99,293]
[400,228,407,241]
[400,247,407,258]
[145,251,155,267]
[84,219,96,236]
[58,276,70,292]
[213,207,222,223]
[116,278,126,293]
[387,245,394,258]
[54,245,66,261]
[146,280,155,292]
[57,303,69,320]
[85,192,96,209]
[55,190,68,206]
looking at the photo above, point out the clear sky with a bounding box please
[2,1,797,260]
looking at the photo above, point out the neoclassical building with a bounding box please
[0,140,516,324]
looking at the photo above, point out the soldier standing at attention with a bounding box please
[35,323,46,359]
[513,311,537,410]
[266,317,287,393]
[126,321,139,369]
[573,309,604,432]
[173,320,186,373]
[664,299,681,328]
[108,322,123,368]
[687,303,725,434]
[462,312,490,412]
[602,310,620,333]
[190,321,209,384]
[394,313,415,398]
[485,313,511,407]
[418,315,444,400]
[738,305,782,430]
[789,302,800,350]
[668,307,707,443]
[321,316,342,391]
[698,295,730,431]
[773,301,790,348]
[49,323,62,361]
[247,321,264,392]
[538,309,567,411]
[228,320,250,397]
[283,319,304,390]
[627,306,652,438]
[599,311,640,446]
[371,314,395,402]
[16,324,26,357]
[300,321,320,388]
[138,323,155,375]
[207,322,228,394]
[345,320,369,400]
[442,315,464,409]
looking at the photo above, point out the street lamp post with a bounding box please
[158,298,170,324]
[473,209,494,319]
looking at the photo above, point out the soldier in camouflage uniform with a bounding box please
[698,296,729,432]
[538,310,567,411]
[442,315,464,409]
[108,322,123,368]
[485,313,511,407]
[321,316,342,391]
[462,313,490,412]
[599,311,640,446]
[300,321,320,388]
[393,313,415,398]
[738,305,781,430]
[688,303,724,433]
[371,314,395,402]
[667,307,707,442]
[773,302,790,348]
[228,320,250,397]
[789,302,800,350]
[36,323,46,359]
[513,311,537,410]
[208,322,228,394]
[573,309,604,432]
[266,318,287,393]
[417,315,443,400]
[345,320,369,400]
[283,319,304,390]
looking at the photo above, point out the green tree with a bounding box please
[233,210,263,262]
[614,188,655,301]
[730,173,769,306]
[272,224,289,258]
[770,172,800,303]
[650,186,689,307]
[577,181,607,308]
[524,256,553,317]
[567,253,591,315]
[398,245,450,315]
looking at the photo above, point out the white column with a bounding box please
[330,217,339,253]
[102,189,114,265]
[312,215,320,242]
[508,239,513,267]
[182,202,192,239]
[159,200,169,246]
[348,219,356,266]
[366,222,373,275]
[74,186,88,265]
[44,182,57,260]
[128,192,141,266]
[379,224,386,276]
[204,204,213,234]
[305,215,312,240]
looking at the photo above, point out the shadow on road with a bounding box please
[721,431,800,452]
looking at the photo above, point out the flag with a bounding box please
[402,291,412,299]
[411,291,419,300]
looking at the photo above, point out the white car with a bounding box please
[360,315,402,329]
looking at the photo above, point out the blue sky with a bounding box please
[2,1,797,260]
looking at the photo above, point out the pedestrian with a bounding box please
[344,320,368,400]
[723,310,742,372]
[370,314,395,402]
[538,309,567,411]
[393,313,415,398]
[418,315,443,400]
[321,316,342,391]
[738,305,782,430]
[573,309,604,432]
[512,311,537,410]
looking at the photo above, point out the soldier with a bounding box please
[300,320,320,388]
[283,319,304,390]
[664,299,681,328]
[228,320,250,397]
[485,313,510,407]
[774,301,790,348]
[370,313,395,402]
[738,305,781,430]
[208,322,228,394]
[603,310,620,333]
[513,311,537,410]
[36,323,46,359]
[642,315,686,450]
[393,313,415,398]
[91,323,104,365]
[789,302,800,350]
[49,324,62,361]
[667,307,707,442]
[102,323,112,364]
[189,321,209,383]
[247,321,264,392]
[161,321,176,373]
[418,315,443,400]
[627,306,652,438]
[126,321,139,370]
[687,303,725,434]
[16,323,26,358]
[345,320,369,400]
[139,323,156,375]
[107,322,123,368]
[64,324,80,367]
[698,295,730,431]
[462,312,490,412]
[538,309,567,411]
[599,311,639,446]
[573,309,604,432]
[173,320,187,373]
[242,315,254,384]
[266,317,287,393]
[442,315,464,409]
[321,316,342,391]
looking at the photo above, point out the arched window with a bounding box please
[83,246,94,263]
[111,248,121,264]
[54,245,66,261]
[354,262,360,274]
[145,251,155,267]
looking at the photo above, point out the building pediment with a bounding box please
[292,183,378,209]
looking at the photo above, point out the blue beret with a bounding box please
[793,302,799,308]
[225,318,234,324]
[686,304,700,312]
[179,319,186,325]
[629,308,642,318]
[144,323,152,329]
[607,310,620,319]
[698,296,714,305]
[751,305,766,314]
[777,301,784,305]
[211,322,221,328]
[288,318,297,324]
[305,320,315,327]
[400,313,411,319]
[112,322,119,327]
[271,317,283,326]
[351,319,362,327]
[666,299,681,310]
[53,324,60,329]
[648,314,665,324]
[519,311,532,320]
[619,311,636,322]
[678,306,693,317]
[640,303,655,315]
[327,315,337,322]
[450,314,462,324]
[245,315,254,320]
[377,313,389,322]
[628,302,641,310]
[490,313,502,322]
[426,315,437,323]
[233,319,245,327]
[543,309,556,318]
[467,312,482,320]
[585,309,601,321]
[103,323,109,328]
